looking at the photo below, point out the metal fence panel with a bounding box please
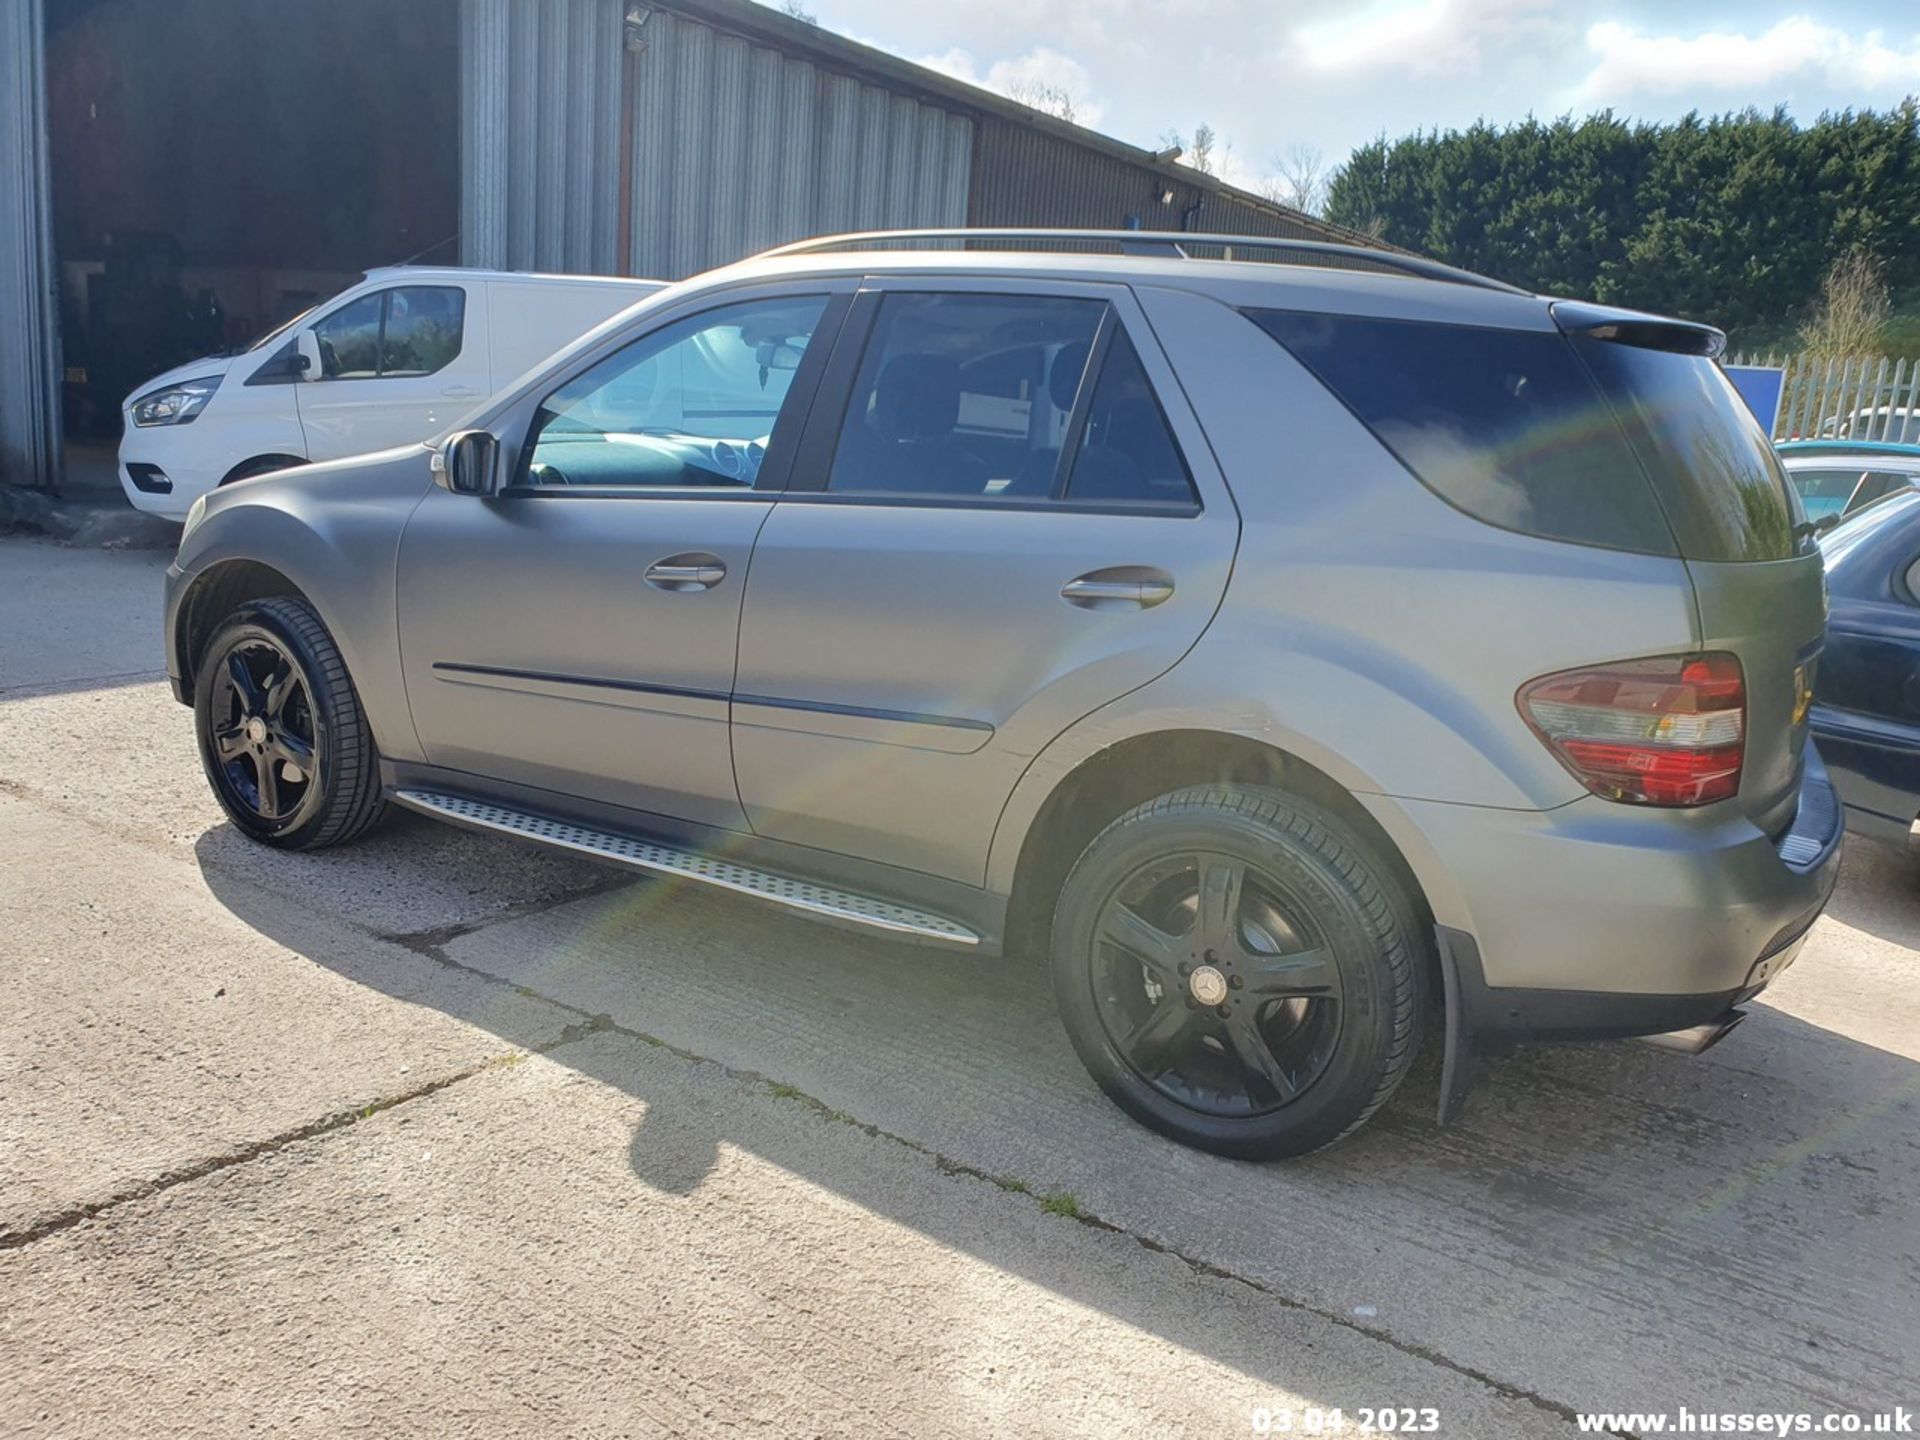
[1729,351,1920,442]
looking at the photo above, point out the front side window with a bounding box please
[522,295,828,489]
[311,285,466,381]
[825,292,1104,499]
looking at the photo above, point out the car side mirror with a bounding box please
[433,429,501,496]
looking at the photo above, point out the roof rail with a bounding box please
[757,228,1531,296]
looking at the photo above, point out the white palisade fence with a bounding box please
[1730,351,1920,442]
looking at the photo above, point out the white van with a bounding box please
[118,266,666,519]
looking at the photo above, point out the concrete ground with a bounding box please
[2,534,1916,1438]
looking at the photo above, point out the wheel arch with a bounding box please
[174,558,311,694]
[219,453,309,487]
[999,728,1439,970]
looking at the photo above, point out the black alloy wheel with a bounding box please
[1092,850,1345,1117]
[193,596,386,850]
[1051,785,1424,1159]
[207,636,322,834]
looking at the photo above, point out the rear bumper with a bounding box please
[1375,745,1844,1038]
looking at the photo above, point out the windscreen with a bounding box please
[1250,308,1802,562]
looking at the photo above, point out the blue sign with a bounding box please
[1726,364,1785,436]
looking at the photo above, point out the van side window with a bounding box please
[312,286,466,381]
[824,293,1104,500]
[521,295,829,489]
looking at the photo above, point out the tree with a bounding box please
[1323,101,1920,341]
[1161,124,1223,177]
[1261,143,1329,215]
[1801,250,1891,355]
[1006,78,1077,125]
[778,0,817,23]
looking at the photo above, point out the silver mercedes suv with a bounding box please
[163,230,1842,1158]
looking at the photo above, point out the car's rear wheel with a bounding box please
[1050,785,1424,1159]
[193,596,386,850]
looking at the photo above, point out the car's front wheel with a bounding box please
[193,596,386,850]
[1050,785,1424,1159]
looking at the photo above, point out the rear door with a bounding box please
[297,281,488,461]
[729,276,1240,884]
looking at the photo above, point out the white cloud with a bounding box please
[1575,16,1920,101]
[1292,0,1556,76]
[915,44,1105,126]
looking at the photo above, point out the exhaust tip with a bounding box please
[1638,1009,1746,1057]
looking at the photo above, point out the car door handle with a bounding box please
[645,554,727,591]
[1061,571,1175,609]
[441,384,480,399]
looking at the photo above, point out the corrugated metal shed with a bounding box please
[0,0,61,489]
[458,0,1388,282]
[461,0,625,275]
[968,116,1365,245]
[624,8,971,281]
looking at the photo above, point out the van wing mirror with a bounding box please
[432,429,501,496]
[293,329,322,380]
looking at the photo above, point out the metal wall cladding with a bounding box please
[0,0,61,487]
[969,117,1385,269]
[627,10,972,280]
[461,0,625,275]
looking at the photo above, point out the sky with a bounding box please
[795,0,1920,194]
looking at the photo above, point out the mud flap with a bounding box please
[1434,925,1478,1125]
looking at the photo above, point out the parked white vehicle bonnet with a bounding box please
[119,266,666,520]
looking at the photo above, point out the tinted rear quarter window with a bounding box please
[1251,309,1801,561]
[1250,310,1677,555]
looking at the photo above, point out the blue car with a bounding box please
[1813,488,1920,842]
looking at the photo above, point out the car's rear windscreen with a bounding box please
[1248,309,1799,562]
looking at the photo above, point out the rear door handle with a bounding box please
[645,553,727,591]
[441,384,481,399]
[1061,570,1175,609]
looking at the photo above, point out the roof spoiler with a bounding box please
[1550,300,1726,359]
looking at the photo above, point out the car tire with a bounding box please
[193,596,387,850]
[1050,784,1424,1159]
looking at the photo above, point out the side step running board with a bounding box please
[394,789,981,947]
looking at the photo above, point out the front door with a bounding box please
[730,279,1241,883]
[396,289,845,828]
[296,281,489,461]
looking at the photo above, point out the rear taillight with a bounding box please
[1518,653,1745,807]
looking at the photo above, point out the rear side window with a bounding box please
[1065,330,1198,507]
[826,292,1103,499]
[1250,310,1677,555]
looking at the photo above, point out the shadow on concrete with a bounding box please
[195,822,1920,1417]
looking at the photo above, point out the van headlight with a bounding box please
[131,374,222,426]
[181,493,209,539]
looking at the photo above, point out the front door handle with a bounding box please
[645,553,727,591]
[1061,569,1175,610]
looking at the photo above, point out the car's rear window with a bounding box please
[1572,339,1796,561]
[1249,309,1799,561]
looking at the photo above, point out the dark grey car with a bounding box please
[164,231,1843,1158]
